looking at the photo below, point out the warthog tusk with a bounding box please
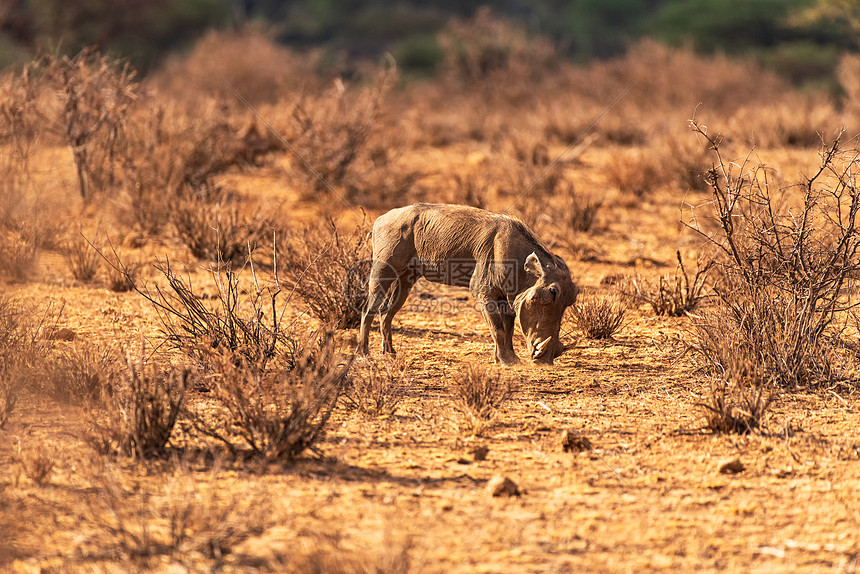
[533,337,552,358]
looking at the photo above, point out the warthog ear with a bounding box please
[524,252,543,278]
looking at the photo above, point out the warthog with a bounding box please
[358,203,578,364]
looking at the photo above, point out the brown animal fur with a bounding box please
[358,203,578,364]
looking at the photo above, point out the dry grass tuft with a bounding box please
[344,356,409,417]
[104,250,144,292]
[605,148,666,197]
[278,529,414,574]
[44,341,120,404]
[171,183,273,265]
[694,321,776,433]
[448,362,514,421]
[571,291,628,340]
[81,463,273,567]
[628,251,713,317]
[278,221,371,330]
[0,364,19,429]
[15,442,57,486]
[0,228,39,282]
[561,190,603,234]
[61,229,102,282]
[83,347,187,459]
[0,295,55,427]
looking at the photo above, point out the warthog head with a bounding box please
[514,252,578,365]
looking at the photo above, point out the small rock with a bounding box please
[45,327,76,341]
[487,475,520,497]
[561,430,593,453]
[471,446,489,461]
[718,457,745,474]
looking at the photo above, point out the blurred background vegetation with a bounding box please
[1,0,858,89]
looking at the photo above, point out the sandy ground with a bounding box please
[1,142,858,572]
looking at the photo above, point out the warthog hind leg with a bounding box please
[380,273,415,354]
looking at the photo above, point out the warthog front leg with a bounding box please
[359,262,395,355]
[480,300,519,365]
[359,262,415,356]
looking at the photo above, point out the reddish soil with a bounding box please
[1,140,858,573]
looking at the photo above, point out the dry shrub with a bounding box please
[40,47,137,201]
[571,291,628,340]
[500,132,551,169]
[82,465,272,567]
[493,158,572,205]
[0,355,21,428]
[0,66,42,230]
[448,362,514,421]
[346,157,428,209]
[575,40,786,119]
[84,347,187,459]
[687,120,860,390]
[344,356,409,417]
[838,53,860,126]
[137,259,293,370]
[438,7,558,105]
[522,167,574,202]
[730,94,844,148]
[129,254,347,464]
[542,99,614,147]
[452,171,491,209]
[560,188,603,235]
[120,104,186,233]
[61,229,102,282]
[121,99,280,234]
[130,248,351,462]
[505,168,579,238]
[279,529,414,574]
[15,442,57,486]
[157,471,274,562]
[278,221,371,330]
[608,126,727,197]
[629,251,713,317]
[151,28,319,105]
[171,183,273,265]
[605,148,668,197]
[0,295,54,427]
[189,335,351,461]
[0,228,39,281]
[43,341,119,404]
[104,249,143,292]
[283,69,392,198]
[653,130,713,192]
[0,68,52,278]
[538,40,789,151]
[0,97,67,261]
[693,314,776,433]
[699,271,849,390]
